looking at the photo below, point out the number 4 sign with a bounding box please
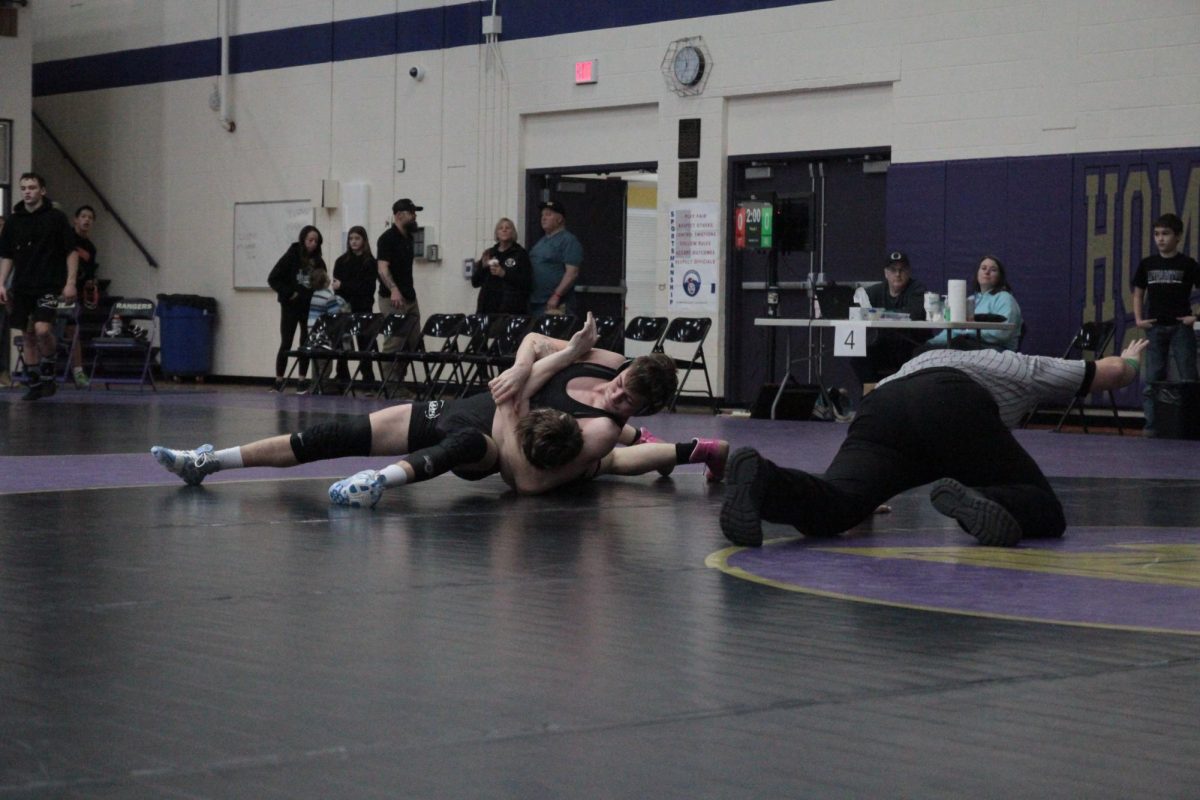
[833,322,868,357]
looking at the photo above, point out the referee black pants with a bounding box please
[760,368,1066,539]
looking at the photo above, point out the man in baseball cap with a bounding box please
[376,199,424,381]
[529,199,582,315]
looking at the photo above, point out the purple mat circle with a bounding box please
[709,526,1200,635]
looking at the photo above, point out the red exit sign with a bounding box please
[574,60,598,84]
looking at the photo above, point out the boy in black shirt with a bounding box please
[1131,212,1200,436]
[0,173,79,400]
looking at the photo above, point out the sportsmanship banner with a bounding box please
[668,202,720,312]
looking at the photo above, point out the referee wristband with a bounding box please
[1123,358,1140,371]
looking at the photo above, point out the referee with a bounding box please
[721,339,1150,548]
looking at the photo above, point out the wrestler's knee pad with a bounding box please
[290,417,373,463]
[401,428,489,482]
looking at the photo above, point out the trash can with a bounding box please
[1151,382,1200,440]
[156,294,217,377]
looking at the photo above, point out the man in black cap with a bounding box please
[528,200,583,316]
[376,198,423,382]
[850,250,931,386]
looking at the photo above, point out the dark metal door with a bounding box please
[725,150,889,406]
[525,173,628,320]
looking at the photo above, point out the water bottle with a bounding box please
[108,313,123,337]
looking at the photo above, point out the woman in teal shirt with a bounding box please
[928,255,1022,351]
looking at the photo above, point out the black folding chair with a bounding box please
[425,313,490,398]
[412,313,466,399]
[282,313,351,393]
[623,316,668,357]
[335,312,386,395]
[367,313,423,398]
[593,315,623,352]
[88,297,158,391]
[529,313,578,340]
[459,314,533,395]
[1052,321,1122,434]
[657,316,717,414]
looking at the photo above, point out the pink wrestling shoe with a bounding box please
[690,438,730,482]
[638,427,665,444]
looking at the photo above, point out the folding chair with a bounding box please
[529,313,578,340]
[53,301,82,383]
[282,313,351,393]
[335,312,386,395]
[1052,321,1123,434]
[657,316,718,414]
[367,313,423,398]
[459,314,532,395]
[593,315,623,352]
[424,313,490,399]
[458,314,511,396]
[623,316,668,357]
[89,297,158,391]
[412,313,466,399]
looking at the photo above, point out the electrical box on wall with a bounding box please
[413,226,438,260]
[320,179,340,209]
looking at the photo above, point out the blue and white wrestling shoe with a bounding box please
[329,469,386,509]
[151,444,218,486]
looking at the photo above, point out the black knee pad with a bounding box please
[290,417,373,463]
[401,427,489,482]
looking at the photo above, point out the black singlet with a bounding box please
[530,361,627,425]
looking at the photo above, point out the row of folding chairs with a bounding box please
[283,311,718,412]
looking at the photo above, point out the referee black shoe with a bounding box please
[720,448,769,547]
[929,478,1022,547]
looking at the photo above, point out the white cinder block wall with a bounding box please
[26,0,1200,382]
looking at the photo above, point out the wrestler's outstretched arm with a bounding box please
[599,438,729,483]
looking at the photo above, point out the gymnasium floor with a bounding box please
[2,385,1198,799]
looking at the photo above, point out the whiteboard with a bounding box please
[233,200,313,289]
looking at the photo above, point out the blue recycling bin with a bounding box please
[156,294,217,377]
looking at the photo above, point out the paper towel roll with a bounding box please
[947,279,968,322]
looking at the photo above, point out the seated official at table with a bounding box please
[926,255,1022,352]
[850,250,932,385]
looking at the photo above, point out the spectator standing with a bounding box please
[267,224,324,393]
[333,225,378,385]
[67,205,99,388]
[376,199,422,354]
[528,200,583,316]
[1132,212,1200,437]
[473,217,532,314]
[0,173,78,400]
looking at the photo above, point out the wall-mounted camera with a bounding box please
[409,66,425,81]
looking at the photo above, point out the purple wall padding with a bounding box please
[888,147,1200,406]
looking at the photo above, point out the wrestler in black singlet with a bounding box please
[402,360,629,481]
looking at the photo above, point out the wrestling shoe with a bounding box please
[151,444,218,486]
[929,478,1022,547]
[637,427,664,444]
[690,438,730,482]
[720,448,769,547]
[329,469,386,509]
